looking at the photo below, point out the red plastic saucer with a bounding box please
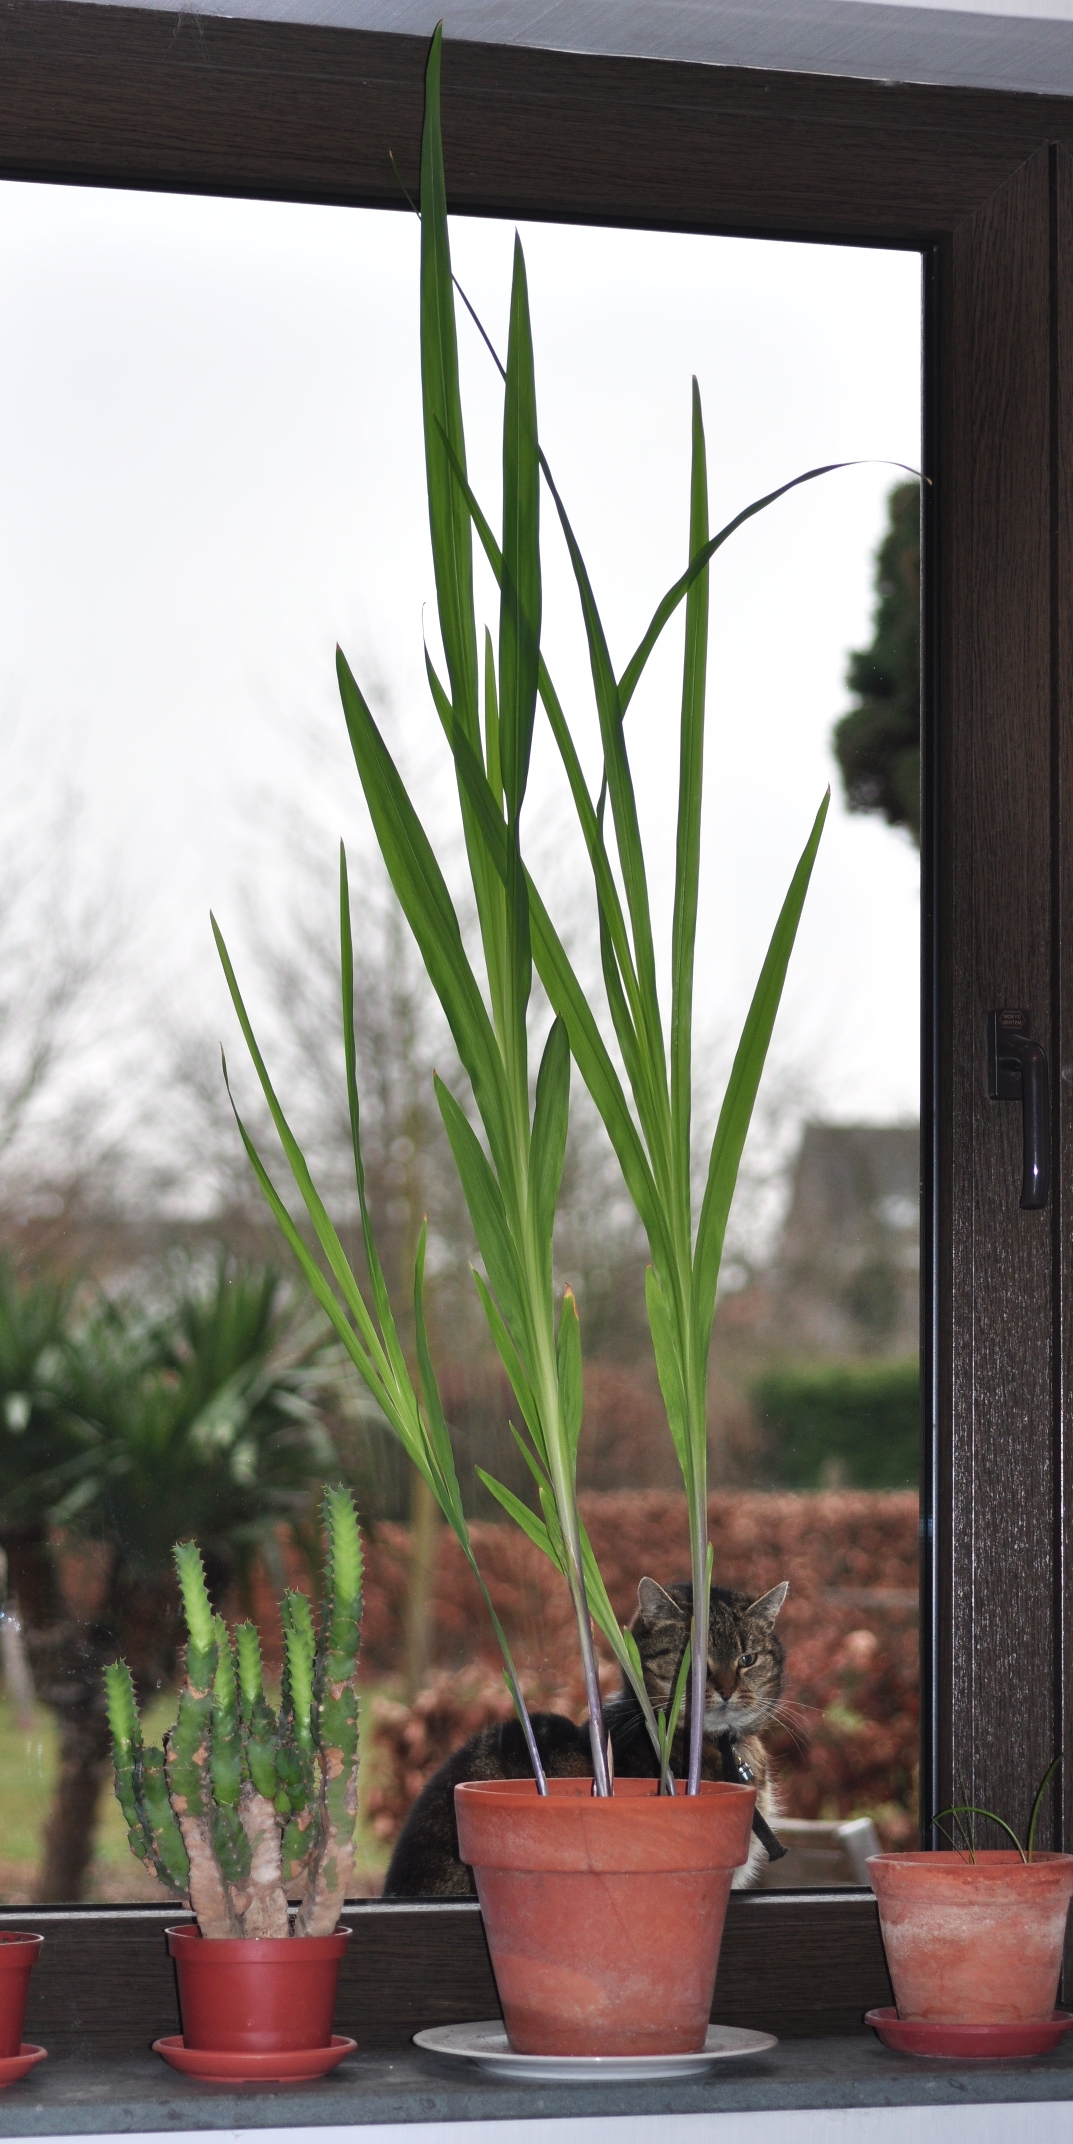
[152,2034,356,2084]
[0,2046,47,2090]
[866,2007,1073,2059]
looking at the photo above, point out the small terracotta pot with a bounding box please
[455,1776,755,2056]
[166,1926,350,2054]
[868,1851,1073,2024]
[0,1935,42,2059]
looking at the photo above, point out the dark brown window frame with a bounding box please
[0,2,1070,2042]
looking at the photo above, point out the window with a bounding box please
[0,5,1067,2041]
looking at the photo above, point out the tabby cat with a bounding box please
[381,1574,789,1898]
[604,1576,788,1887]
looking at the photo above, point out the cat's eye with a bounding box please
[738,1652,757,1669]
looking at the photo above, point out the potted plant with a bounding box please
[211,27,832,2057]
[867,1765,1073,2056]
[103,1485,361,2080]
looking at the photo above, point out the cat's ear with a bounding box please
[637,1576,681,1624]
[747,1581,789,1625]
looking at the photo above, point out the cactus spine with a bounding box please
[105,1487,363,1938]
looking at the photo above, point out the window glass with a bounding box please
[0,181,920,1902]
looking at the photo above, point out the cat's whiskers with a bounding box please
[767,1703,809,1754]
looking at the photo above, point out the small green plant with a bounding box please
[931,1757,1062,1864]
[104,1484,362,1936]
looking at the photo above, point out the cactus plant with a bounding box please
[104,1484,362,1937]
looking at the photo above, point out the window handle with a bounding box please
[987,1010,1050,1210]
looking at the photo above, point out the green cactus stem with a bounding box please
[282,1593,316,1749]
[166,1543,238,1935]
[104,1661,149,1858]
[322,1484,362,1677]
[174,1542,216,1686]
[276,1592,317,1810]
[235,1620,264,1717]
[280,1806,318,1891]
[104,1661,191,1896]
[210,1618,242,1809]
[297,1488,363,1935]
[235,1622,279,1803]
[139,1744,191,1895]
[273,1593,320,1889]
[208,1617,251,1883]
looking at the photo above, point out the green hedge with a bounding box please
[752,1360,920,1490]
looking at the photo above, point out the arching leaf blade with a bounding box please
[692,790,830,1346]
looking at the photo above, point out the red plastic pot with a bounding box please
[0,1934,42,2059]
[454,1776,755,2057]
[868,1851,1073,2024]
[166,1926,350,2054]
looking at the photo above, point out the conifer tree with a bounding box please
[833,480,920,844]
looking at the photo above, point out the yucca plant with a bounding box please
[104,1484,362,1936]
[403,32,830,1794]
[215,26,831,1800]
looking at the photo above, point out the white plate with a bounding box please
[413,2020,778,2081]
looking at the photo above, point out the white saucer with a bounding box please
[413,2020,777,2081]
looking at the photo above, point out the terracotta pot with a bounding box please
[454,1776,755,2056]
[868,1851,1073,2024]
[166,1926,350,2053]
[0,1935,42,2059]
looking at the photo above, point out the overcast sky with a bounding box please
[0,181,921,1164]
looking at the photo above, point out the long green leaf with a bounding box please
[692,790,830,1344]
[555,1287,583,1473]
[644,1266,691,1490]
[336,649,518,1203]
[214,920,394,1360]
[477,1468,558,1562]
[218,1055,426,1477]
[410,507,666,1261]
[471,1270,544,1457]
[670,380,709,1221]
[412,1225,466,1530]
[419,23,477,742]
[433,418,649,1062]
[617,463,853,713]
[434,1076,526,1337]
[499,234,541,827]
[529,1018,570,1266]
[340,843,410,1398]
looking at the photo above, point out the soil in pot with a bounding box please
[0,1934,42,2059]
[166,1926,350,2054]
[454,1775,755,2057]
[868,1851,1073,2024]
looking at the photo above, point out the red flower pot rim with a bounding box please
[455,1777,756,1874]
[0,1937,42,1965]
[166,1925,350,1960]
[869,1850,1073,1881]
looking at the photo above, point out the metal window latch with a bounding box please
[987,1009,1050,1210]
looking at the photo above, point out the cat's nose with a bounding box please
[712,1675,736,1701]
